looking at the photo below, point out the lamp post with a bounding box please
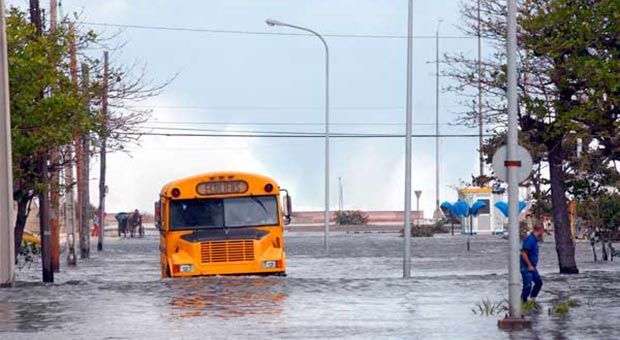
[403,0,414,278]
[266,19,331,253]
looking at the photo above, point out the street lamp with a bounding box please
[266,18,331,253]
[403,0,414,278]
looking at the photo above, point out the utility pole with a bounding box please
[37,156,53,282]
[0,0,15,288]
[65,23,78,266]
[49,0,60,273]
[477,0,484,177]
[338,177,343,211]
[403,0,414,278]
[79,62,91,259]
[433,20,442,220]
[30,0,53,283]
[97,51,108,252]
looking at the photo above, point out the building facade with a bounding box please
[457,187,505,235]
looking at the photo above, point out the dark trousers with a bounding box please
[521,269,543,302]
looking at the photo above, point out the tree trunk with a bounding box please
[13,194,32,258]
[601,235,609,261]
[548,145,579,274]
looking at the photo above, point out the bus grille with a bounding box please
[200,240,255,263]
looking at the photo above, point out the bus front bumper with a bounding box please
[167,250,286,277]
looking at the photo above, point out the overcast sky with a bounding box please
[9,0,496,216]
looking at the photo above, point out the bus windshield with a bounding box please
[170,196,278,229]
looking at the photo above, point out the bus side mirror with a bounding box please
[154,200,162,231]
[282,190,292,225]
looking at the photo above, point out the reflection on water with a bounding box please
[0,234,618,339]
[0,302,18,332]
[166,277,287,319]
[0,298,67,332]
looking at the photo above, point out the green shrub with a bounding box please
[471,298,508,316]
[522,300,542,314]
[335,210,369,225]
[411,225,436,237]
[550,299,579,316]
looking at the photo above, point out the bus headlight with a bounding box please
[179,264,193,273]
[262,260,276,269]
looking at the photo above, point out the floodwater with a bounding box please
[1,232,619,339]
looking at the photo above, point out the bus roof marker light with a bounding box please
[171,188,181,198]
[264,184,274,192]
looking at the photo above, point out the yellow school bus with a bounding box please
[155,171,292,278]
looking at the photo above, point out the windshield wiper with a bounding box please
[250,196,270,218]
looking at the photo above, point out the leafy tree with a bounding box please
[8,7,91,253]
[8,4,166,258]
[578,191,620,232]
[446,0,619,273]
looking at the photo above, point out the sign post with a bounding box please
[498,0,533,329]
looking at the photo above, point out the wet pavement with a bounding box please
[1,232,619,339]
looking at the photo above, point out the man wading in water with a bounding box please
[521,225,545,302]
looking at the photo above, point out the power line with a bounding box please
[144,121,456,127]
[122,131,492,138]
[82,22,474,40]
[127,104,404,110]
[141,126,321,135]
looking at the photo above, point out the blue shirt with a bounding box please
[520,233,539,270]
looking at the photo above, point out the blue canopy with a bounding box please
[469,199,487,217]
[441,199,488,218]
[440,202,454,216]
[494,201,527,217]
[452,200,470,217]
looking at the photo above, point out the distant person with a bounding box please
[129,209,144,238]
[115,212,129,238]
[520,225,544,302]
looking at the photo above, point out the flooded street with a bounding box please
[1,232,619,339]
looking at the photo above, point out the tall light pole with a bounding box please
[477,0,484,177]
[0,0,15,287]
[266,19,331,252]
[403,0,414,278]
